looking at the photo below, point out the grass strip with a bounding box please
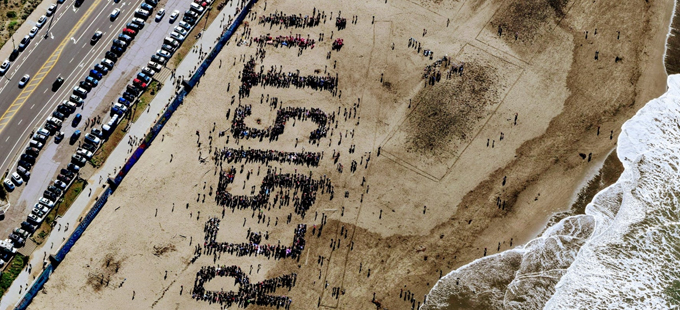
[0,253,27,296]
[30,179,86,245]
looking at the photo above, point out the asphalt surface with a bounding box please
[0,0,195,236]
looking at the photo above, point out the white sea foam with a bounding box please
[421,75,680,310]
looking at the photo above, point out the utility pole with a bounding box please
[203,7,212,31]
[45,2,59,39]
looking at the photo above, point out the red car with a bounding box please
[123,28,136,36]
[133,78,147,88]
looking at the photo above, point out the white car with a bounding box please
[36,15,47,28]
[3,179,15,191]
[28,26,39,38]
[39,197,55,208]
[156,49,171,58]
[76,148,93,159]
[155,8,165,21]
[174,26,187,36]
[169,10,179,23]
[18,74,30,88]
[110,8,120,20]
[170,31,185,42]
[46,4,57,16]
[135,8,150,17]
[0,60,11,75]
[11,172,23,185]
[54,180,67,190]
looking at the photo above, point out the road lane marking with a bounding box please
[30,104,34,109]
[70,57,75,63]
[17,119,22,125]
[5,136,9,142]
[43,88,48,93]
[0,0,104,134]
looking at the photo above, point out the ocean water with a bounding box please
[421,75,680,309]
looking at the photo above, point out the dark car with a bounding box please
[183,15,196,25]
[111,45,124,55]
[105,51,118,62]
[9,49,19,61]
[21,154,35,164]
[125,23,140,31]
[89,69,103,80]
[145,0,157,6]
[72,114,82,127]
[126,84,141,96]
[137,73,151,84]
[46,185,62,196]
[44,122,59,133]
[86,76,99,86]
[18,160,32,170]
[118,97,130,106]
[61,169,75,178]
[94,64,108,75]
[70,130,81,145]
[55,131,64,143]
[161,44,175,52]
[184,10,198,19]
[21,221,38,233]
[57,174,72,183]
[150,54,166,65]
[118,34,132,43]
[79,81,92,91]
[91,128,103,138]
[52,76,64,91]
[140,3,153,11]
[91,31,103,45]
[52,110,65,120]
[112,39,127,48]
[57,104,71,115]
[81,142,97,153]
[122,92,136,101]
[67,163,80,172]
[25,147,39,156]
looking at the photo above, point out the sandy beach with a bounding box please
[26,0,673,309]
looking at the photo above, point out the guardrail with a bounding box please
[13,1,256,308]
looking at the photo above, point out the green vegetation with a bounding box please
[5,10,15,18]
[6,20,16,31]
[31,179,86,245]
[90,82,162,167]
[0,253,27,296]
[170,7,216,67]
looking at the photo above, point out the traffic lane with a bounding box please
[0,0,148,173]
[0,1,174,213]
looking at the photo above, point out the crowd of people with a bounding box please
[214,148,322,167]
[202,218,308,260]
[258,11,322,29]
[216,170,333,218]
[231,104,329,142]
[240,59,338,98]
[192,264,297,309]
[422,55,466,85]
[253,34,317,49]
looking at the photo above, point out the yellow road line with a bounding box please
[0,0,104,132]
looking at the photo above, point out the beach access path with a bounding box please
[0,3,240,308]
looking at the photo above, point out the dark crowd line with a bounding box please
[231,104,329,142]
[214,148,322,167]
[258,11,321,29]
[239,59,338,98]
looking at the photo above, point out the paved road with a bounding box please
[0,0,201,235]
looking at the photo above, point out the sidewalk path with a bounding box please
[0,2,240,308]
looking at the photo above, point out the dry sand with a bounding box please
[28,0,672,309]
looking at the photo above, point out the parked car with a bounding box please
[122,92,136,101]
[137,72,151,83]
[25,147,39,156]
[76,148,93,159]
[46,185,62,196]
[141,67,155,76]
[32,133,47,142]
[42,190,57,201]
[161,44,175,53]
[36,15,47,28]
[178,21,191,31]
[131,17,145,27]
[190,2,204,13]
[94,63,109,74]
[28,26,39,38]
[3,179,15,191]
[52,110,65,120]
[105,51,118,62]
[156,49,171,58]
[147,61,162,72]
[73,86,88,98]
[171,29,187,40]
[70,95,84,106]
[133,78,148,88]
[9,233,25,248]
[11,172,23,185]
[37,128,50,136]
[91,128,103,138]
[13,228,29,240]
[28,139,43,149]
[70,130,81,144]
[173,26,188,36]
[118,33,132,43]
[125,23,140,31]
[18,159,32,170]
[71,154,87,166]
[21,221,37,234]
[44,122,59,133]
[9,49,18,61]
[20,154,35,164]
[18,35,30,51]
[16,166,30,179]
[79,81,92,91]
[46,4,57,16]
[54,131,64,143]
[67,163,80,172]
[86,76,99,86]
[169,10,179,23]
[84,133,101,145]
[90,69,103,79]
[101,58,115,69]
[54,179,67,190]
[135,8,150,18]
[72,114,82,127]
[60,169,75,178]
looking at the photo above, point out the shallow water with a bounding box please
[421,64,680,310]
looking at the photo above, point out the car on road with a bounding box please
[155,8,165,21]
[0,60,11,75]
[11,173,23,185]
[169,10,179,23]
[135,8,150,18]
[76,148,93,159]
[125,22,140,31]
[147,61,162,72]
[18,74,30,88]
[156,49,171,58]
[86,76,99,86]
[150,54,166,65]
[28,26,39,38]
[25,146,39,156]
[3,179,15,191]
[46,4,57,16]
[118,33,132,43]
[69,95,84,106]
[101,58,115,69]
[52,76,64,91]
[91,30,103,44]
[94,63,108,74]
[140,3,153,12]
[18,35,30,51]
[72,114,82,127]
[105,51,118,62]
[55,131,64,143]
[110,8,120,20]
[71,154,87,166]
[131,17,145,27]
[112,39,127,48]
[89,69,103,79]
[173,26,187,36]
[170,31,185,42]
[36,15,47,28]
[21,154,35,164]
[73,86,88,98]
[141,67,155,76]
